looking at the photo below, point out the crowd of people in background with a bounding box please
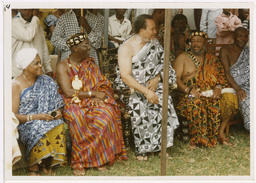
[11,8,250,176]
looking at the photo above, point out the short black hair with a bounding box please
[234,26,249,35]
[134,14,154,34]
[171,14,188,27]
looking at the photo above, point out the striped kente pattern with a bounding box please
[61,58,128,169]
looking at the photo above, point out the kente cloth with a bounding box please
[230,46,250,130]
[29,123,67,167]
[176,52,226,147]
[115,39,179,155]
[18,75,65,158]
[61,58,128,169]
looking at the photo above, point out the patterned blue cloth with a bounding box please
[18,75,65,158]
[230,46,250,130]
[44,14,58,27]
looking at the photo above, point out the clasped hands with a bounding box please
[145,76,160,104]
[88,91,107,106]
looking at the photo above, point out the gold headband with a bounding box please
[66,34,88,48]
[189,31,208,40]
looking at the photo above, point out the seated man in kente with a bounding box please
[116,14,179,160]
[220,27,250,131]
[174,31,227,148]
[56,33,128,176]
[12,48,67,175]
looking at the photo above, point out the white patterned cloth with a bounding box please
[51,10,104,66]
[230,46,250,130]
[115,39,179,155]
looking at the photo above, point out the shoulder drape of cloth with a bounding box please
[18,75,65,158]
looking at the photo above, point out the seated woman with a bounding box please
[12,48,67,175]
[56,33,128,176]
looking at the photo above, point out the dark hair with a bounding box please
[234,26,249,35]
[134,14,154,34]
[171,14,188,27]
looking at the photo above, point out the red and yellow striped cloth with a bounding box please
[61,58,128,169]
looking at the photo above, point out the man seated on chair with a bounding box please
[116,14,179,160]
[56,33,128,176]
[174,31,228,148]
[219,27,250,132]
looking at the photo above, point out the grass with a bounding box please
[12,123,250,176]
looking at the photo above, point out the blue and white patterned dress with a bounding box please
[18,75,65,158]
[116,39,179,155]
[230,46,250,130]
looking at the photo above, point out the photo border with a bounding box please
[2,0,255,182]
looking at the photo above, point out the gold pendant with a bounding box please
[72,75,82,90]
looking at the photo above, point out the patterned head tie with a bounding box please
[189,31,208,40]
[66,33,88,48]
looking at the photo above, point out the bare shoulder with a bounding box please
[118,38,134,56]
[56,59,68,71]
[220,44,232,54]
[175,52,188,64]
[12,78,21,92]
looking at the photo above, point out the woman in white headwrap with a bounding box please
[12,48,67,175]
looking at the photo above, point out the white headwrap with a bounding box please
[16,48,38,70]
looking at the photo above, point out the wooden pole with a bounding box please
[103,9,109,48]
[81,9,84,33]
[160,9,172,176]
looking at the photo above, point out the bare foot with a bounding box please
[189,145,196,150]
[29,164,40,176]
[97,166,107,171]
[222,139,233,146]
[73,168,85,176]
[136,155,148,161]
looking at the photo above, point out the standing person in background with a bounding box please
[200,9,222,38]
[152,9,165,46]
[108,9,132,48]
[12,9,53,78]
[44,9,65,55]
[51,9,104,66]
[215,9,242,45]
[173,9,196,30]
[171,14,190,54]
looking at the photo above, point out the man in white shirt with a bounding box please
[12,9,53,78]
[108,9,132,48]
[200,9,222,38]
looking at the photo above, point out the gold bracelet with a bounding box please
[88,91,92,97]
[185,87,189,93]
